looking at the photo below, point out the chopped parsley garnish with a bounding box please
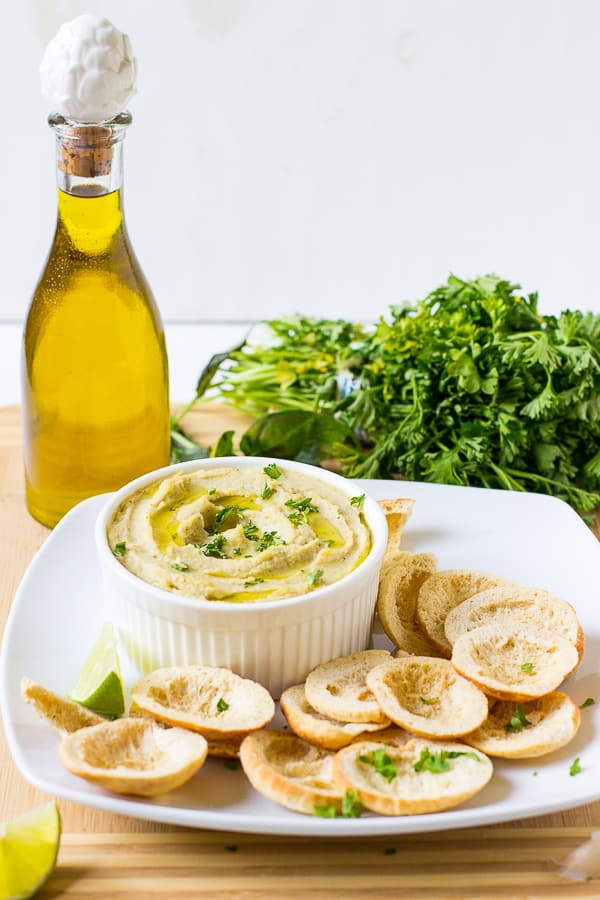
[256,530,285,552]
[580,697,596,709]
[170,561,189,572]
[242,521,259,541]
[412,748,480,773]
[313,803,337,818]
[350,493,365,508]
[232,547,242,556]
[520,662,534,674]
[307,569,325,587]
[569,757,582,776]
[341,789,362,818]
[215,504,246,525]
[261,482,274,499]
[208,488,217,495]
[263,464,282,478]
[419,696,439,705]
[216,697,229,712]
[243,576,265,588]
[114,541,127,557]
[313,790,362,819]
[285,496,318,525]
[505,705,532,732]
[201,534,228,558]
[359,748,397,782]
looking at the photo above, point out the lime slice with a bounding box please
[69,622,125,718]
[0,802,61,900]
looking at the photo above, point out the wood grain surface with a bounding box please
[1,403,598,897]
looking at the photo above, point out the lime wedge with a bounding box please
[0,802,61,900]
[69,622,125,718]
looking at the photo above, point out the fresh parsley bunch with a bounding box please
[339,274,600,512]
[179,275,600,514]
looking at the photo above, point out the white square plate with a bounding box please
[1,480,599,836]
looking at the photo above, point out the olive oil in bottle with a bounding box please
[22,113,170,527]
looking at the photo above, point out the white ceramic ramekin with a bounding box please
[95,456,388,697]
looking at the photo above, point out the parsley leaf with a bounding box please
[201,534,228,558]
[285,496,318,525]
[520,662,535,674]
[256,530,285,552]
[313,804,337,818]
[170,561,189,572]
[215,504,246,525]
[243,576,265,588]
[313,790,362,819]
[359,748,397,782]
[419,696,439,705]
[412,748,481,773]
[242,521,259,541]
[216,697,229,712]
[505,705,532,732]
[261,481,274,499]
[341,789,362,818]
[569,757,582,776]
[307,569,325,587]
[114,541,127,557]
[350,493,365,507]
[580,697,595,709]
[264,464,282,478]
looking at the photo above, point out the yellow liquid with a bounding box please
[22,187,170,527]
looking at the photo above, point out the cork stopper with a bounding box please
[57,125,114,177]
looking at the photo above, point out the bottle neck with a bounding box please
[50,112,130,196]
[50,113,130,252]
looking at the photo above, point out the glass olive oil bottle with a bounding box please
[22,113,170,527]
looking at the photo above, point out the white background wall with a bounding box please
[3,0,600,328]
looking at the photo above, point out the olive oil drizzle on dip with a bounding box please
[108,466,371,602]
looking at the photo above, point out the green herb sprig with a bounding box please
[505,705,531,732]
[201,534,228,558]
[359,748,397,782]
[178,277,600,515]
[412,748,481,773]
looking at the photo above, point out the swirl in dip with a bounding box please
[106,465,371,602]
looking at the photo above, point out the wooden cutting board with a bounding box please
[0,404,598,897]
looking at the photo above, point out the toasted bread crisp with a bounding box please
[240,730,344,815]
[377,552,440,656]
[130,666,275,739]
[122,699,242,757]
[21,677,105,734]
[416,570,515,657]
[205,735,244,758]
[333,737,493,815]
[444,587,584,659]
[59,718,208,796]
[280,684,390,750]
[378,498,415,560]
[451,625,580,701]
[366,657,488,739]
[128,698,170,727]
[304,650,392,724]
[463,692,581,759]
